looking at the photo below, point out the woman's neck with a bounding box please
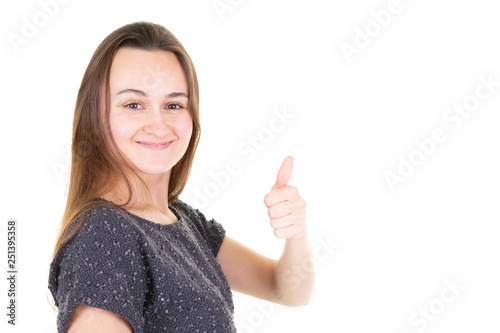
[102,170,171,214]
[100,171,178,225]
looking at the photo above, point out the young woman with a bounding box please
[48,21,315,332]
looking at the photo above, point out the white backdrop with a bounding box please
[1,0,499,332]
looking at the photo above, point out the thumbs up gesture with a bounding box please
[264,156,307,239]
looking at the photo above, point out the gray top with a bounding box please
[48,199,236,332]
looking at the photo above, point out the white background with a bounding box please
[1,0,499,332]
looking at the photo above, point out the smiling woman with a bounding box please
[109,48,193,187]
[48,21,315,333]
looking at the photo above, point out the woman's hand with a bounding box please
[264,156,307,240]
[217,155,314,307]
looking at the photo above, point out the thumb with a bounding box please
[271,156,294,190]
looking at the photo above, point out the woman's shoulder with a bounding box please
[52,203,143,264]
[171,199,226,257]
[171,199,215,229]
[76,203,139,240]
[49,202,148,289]
[171,199,210,223]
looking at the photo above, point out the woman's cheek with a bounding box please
[110,113,137,146]
[176,112,193,141]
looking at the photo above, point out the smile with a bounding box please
[136,141,172,151]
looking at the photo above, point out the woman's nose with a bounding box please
[143,108,169,138]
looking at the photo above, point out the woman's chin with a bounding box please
[136,166,173,178]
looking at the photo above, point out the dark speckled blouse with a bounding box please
[48,199,236,332]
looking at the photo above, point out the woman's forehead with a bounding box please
[109,48,188,96]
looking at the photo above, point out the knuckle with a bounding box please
[300,198,306,209]
[264,193,272,206]
[268,206,278,218]
[292,199,305,211]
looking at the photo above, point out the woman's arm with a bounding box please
[271,230,315,306]
[217,156,315,307]
[217,233,315,307]
[67,304,134,333]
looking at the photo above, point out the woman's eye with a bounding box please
[125,102,143,110]
[166,103,183,110]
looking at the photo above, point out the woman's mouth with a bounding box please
[136,141,172,150]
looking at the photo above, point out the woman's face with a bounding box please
[108,48,193,178]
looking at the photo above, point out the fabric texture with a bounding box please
[48,199,236,332]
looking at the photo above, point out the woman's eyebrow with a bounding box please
[115,88,188,98]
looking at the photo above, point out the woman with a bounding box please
[48,21,315,332]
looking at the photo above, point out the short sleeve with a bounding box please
[173,201,226,257]
[199,214,226,257]
[48,207,147,332]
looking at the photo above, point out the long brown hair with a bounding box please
[51,22,200,259]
